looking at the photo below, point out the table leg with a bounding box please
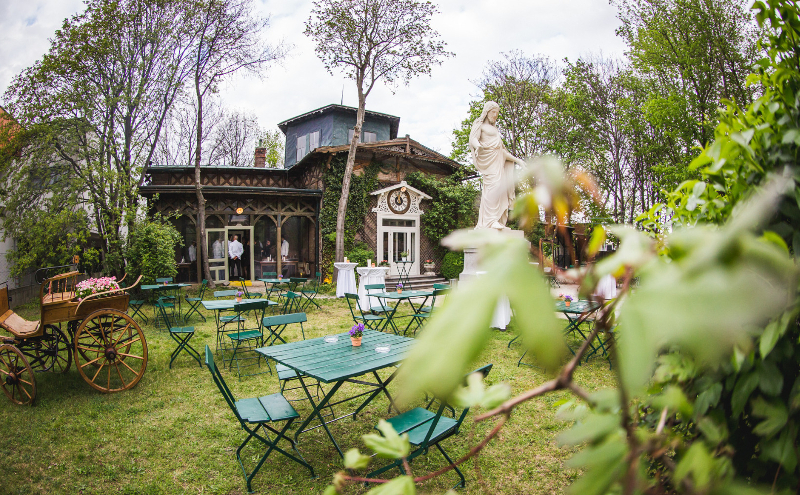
[380,299,402,335]
[294,377,346,457]
[352,369,401,418]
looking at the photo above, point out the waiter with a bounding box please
[229,235,243,278]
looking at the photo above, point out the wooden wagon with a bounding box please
[0,270,147,405]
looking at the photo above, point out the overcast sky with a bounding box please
[0,0,627,156]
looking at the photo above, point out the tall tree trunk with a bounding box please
[334,89,366,273]
[195,78,215,288]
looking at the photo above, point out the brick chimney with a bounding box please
[254,147,266,168]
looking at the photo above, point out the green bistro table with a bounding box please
[202,298,279,327]
[258,278,288,302]
[256,330,415,458]
[370,290,433,335]
[517,299,602,368]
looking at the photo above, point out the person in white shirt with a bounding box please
[188,241,197,262]
[212,237,224,259]
[229,235,244,278]
[281,238,289,259]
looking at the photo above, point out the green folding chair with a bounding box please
[300,272,322,310]
[344,293,387,332]
[124,282,148,324]
[420,283,449,313]
[184,279,208,323]
[155,299,201,369]
[153,296,176,329]
[237,277,262,299]
[204,346,315,493]
[366,364,493,488]
[263,312,307,346]
[364,283,398,334]
[226,299,271,379]
[280,291,303,315]
[406,287,448,336]
[213,290,245,355]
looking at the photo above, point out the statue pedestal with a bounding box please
[459,229,527,283]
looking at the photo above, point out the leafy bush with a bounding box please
[125,216,181,285]
[440,251,464,280]
[345,241,374,268]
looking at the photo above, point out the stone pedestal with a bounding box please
[459,229,527,282]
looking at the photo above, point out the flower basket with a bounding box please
[75,277,121,301]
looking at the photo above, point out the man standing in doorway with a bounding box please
[229,235,243,278]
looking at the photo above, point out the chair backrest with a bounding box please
[155,298,177,328]
[214,289,238,299]
[197,279,209,298]
[433,283,449,290]
[344,292,367,320]
[263,312,306,326]
[205,346,243,423]
[234,299,268,315]
[364,284,385,291]
[156,277,173,283]
[429,287,449,310]
[263,272,277,278]
[281,291,302,314]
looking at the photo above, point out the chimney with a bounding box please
[254,147,266,168]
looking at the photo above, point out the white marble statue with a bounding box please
[469,101,526,231]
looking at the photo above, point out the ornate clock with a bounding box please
[387,189,411,214]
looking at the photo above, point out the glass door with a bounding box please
[387,230,416,276]
[207,228,228,283]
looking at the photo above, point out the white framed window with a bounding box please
[363,131,377,143]
[296,134,307,161]
[309,131,319,150]
[348,129,358,143]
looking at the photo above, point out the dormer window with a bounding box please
[297,131,320,161]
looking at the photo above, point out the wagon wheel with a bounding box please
[36,324,72,373]
[74,310,148,393]
[0,344,36,405]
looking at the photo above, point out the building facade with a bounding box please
[140,104,463,283]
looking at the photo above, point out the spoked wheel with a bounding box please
[0,344,36,405]
[74,310,148,393]
[36,324,72,373]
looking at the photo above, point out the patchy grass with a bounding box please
[0,291,613,494]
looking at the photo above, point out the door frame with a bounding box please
[225,226,254,281]
[376,213,420,276]
[207,228,228,283]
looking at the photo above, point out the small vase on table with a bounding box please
[349,322,364,347]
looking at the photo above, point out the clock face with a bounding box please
[388,189,411,214]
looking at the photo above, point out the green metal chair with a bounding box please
[183,279,208,323]
[366,364,493,488]
[300,272,322,310]
[123,282,148,324]
[420,283,449,313]
[280,291,303,315]
[213,289,245,355]
[364,283,398,334]
[237,277,262,299]
[262,312,307,346]
[155,299,201,369]
[226,299,271,379]
[344,292,387,332]
[153,295,176,329]
[204,346,315,493]
[406,287,448,336]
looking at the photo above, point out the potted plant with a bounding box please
[423,259,435,275]
[379,259,389,267]
[400,251,408,261]
[236,290,243,302]
[396,282,403,294]
[563,294,573,307]
[349,323,364,346]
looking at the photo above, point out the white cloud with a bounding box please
[1,0,627,156]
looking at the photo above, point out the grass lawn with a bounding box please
[0,290,613,494]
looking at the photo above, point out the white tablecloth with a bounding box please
[476,271,512,329]
[357,267,390,310]
[334,262,358,298]
[594,274,617,300]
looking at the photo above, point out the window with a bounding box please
[363,131,376,143]
[382,219,416,227]
[309,131,319,150]
[296,134,307,161]
[348,129,358,143]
